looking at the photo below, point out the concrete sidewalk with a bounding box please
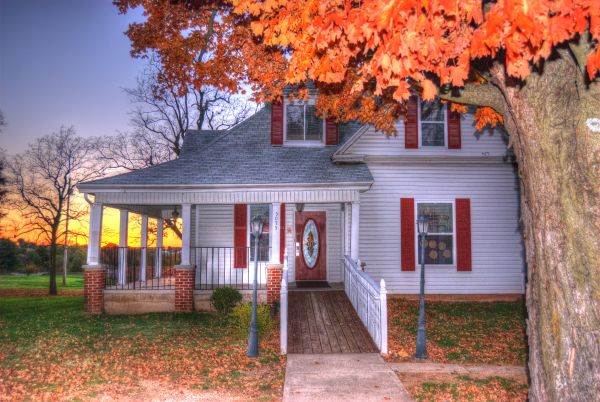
[283,354,412,402]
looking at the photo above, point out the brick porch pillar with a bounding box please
[83,265,105,314]
[267,264,283,304]
[175,265,195,312]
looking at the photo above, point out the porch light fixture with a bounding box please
[171,207,180,220]
[416,215,429,359]
[247,215,264,358]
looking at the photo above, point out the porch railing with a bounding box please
[343,255,388,353]
[193,247,269,290]
[101,247,181,290]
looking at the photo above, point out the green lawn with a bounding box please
[0,296,285,400]
[0,273,83,290]
[388,299,528,365]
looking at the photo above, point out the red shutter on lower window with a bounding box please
[234,204,248,268]
[404,96,419,149]
[325,118,339,145]
[271,98,284,146]
[447,109,462,149]
[456,198,472,271]
[280,204,286,264]
[401,198,416,271]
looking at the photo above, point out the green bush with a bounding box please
[210,287,242,314]
[231,302,274,338]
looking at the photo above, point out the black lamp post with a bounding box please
[416,215,429,359]
[247,215,264,358]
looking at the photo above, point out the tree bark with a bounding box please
[492,52,600,401]
[49,230,58,295]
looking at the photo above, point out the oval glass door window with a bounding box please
[302,219,319,269]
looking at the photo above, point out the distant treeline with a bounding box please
[0,238,86,274]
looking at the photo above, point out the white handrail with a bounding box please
[280,248,288,354]
[343,255,388,353]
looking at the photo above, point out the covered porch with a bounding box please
[81,186,367,311]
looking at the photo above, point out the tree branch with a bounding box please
[438,81,506,114]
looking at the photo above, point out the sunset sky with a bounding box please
[0,1,181,247]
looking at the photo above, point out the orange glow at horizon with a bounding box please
[1,193,182,248]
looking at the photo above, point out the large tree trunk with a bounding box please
[495,51,600,400]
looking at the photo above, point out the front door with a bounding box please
[295,211,326,281]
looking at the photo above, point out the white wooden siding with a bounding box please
[343,112,509,158]
[358,162,525,294]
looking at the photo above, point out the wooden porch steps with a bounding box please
[287,290,378,354]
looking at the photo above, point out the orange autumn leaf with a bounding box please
[474,107,505,131]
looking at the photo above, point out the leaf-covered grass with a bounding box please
[0,273,83,290]
[410,375,528,402]
[387,299,527,365]
[0,296,285,401]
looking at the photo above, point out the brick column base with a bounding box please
[175,265,195,312]
[83,265,105,314]
[267,264,283,304]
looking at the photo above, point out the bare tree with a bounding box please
[95,57,256,172]
[6,126,107,295]
[94,58,255,239]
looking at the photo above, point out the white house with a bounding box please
[78,94,525,321]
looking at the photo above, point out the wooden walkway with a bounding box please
[288,290,378,354]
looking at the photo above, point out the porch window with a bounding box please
[249,204,270,262]
[417,202,454,265]
[285,103,324,143]
[419,99,446,147]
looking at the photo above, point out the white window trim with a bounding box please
[414,199,456,268]
[283,98,326,146]
[418,98,448,149]
[247,204,271,262]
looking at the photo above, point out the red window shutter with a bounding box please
[325,117,339,145]
[404,96,419,149]
[234,204,248,268]
[401,198,416,271]
[271,98,284,146]
[447,109,462,149]
[280,204,286,264]
[456,198,472,271]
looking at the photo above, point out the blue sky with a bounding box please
[0,0,145,153]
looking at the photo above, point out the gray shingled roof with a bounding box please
[80,106,372,188]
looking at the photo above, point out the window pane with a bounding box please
[421,123,445,146]
[417,203,453,233]
[305,105,323,141]
[418,235,453,265]
[250,204,270,261]
[286,105,304,141]
[421,100,444,122]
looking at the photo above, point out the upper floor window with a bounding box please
[285,103,324,143]
[419,99,447,147]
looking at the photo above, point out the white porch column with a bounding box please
[351,201,360,261]
[180,204,192,266]
[155,218,163,278]
[118,209,129,286]
[270,202,281,264]
[86,202,103,265]
[140,214,148,282]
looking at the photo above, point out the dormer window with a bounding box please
[284,102,325,144]
[419,99,447,147]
